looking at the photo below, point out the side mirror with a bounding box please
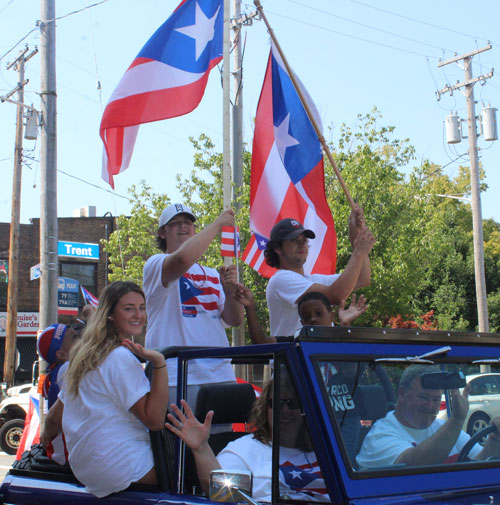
[420,371,466,390]
[209,469,254,503]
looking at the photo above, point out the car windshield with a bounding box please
[315,357,500,473]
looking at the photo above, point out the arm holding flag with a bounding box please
[348,205,372,289]
[160,209,236,287]
[233,284,275,344]
[219,265,244,327]
[306,227,375,305]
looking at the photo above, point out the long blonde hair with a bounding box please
[65,281,145,397]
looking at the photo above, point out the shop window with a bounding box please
[59,262,97,306]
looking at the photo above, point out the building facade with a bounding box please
[0,213,116,384]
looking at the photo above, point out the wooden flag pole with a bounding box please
[254,0,355,210]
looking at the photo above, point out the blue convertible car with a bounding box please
[1,326,500,504]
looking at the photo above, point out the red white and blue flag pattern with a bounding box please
[81,286,99,307]
[100,0,223,188]
[16,396,40,460]
[179,267,221,317]
[242,43,336,278]
[280,456,327,499]
[221,226,240,257]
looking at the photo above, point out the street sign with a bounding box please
[30,263,41,281]
[57,240,99,260]
[57,276,79,316]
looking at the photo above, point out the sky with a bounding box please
[0,0,499,227]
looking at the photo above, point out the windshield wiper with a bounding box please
[374,346,452,364]
[472,359,500,364]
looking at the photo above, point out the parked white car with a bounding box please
[437,373,500,437]
[0,384,36,455]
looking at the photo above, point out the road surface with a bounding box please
[0,452,16,481]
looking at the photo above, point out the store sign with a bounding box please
[58,276,79,316]
[58,240,99,260]
[0,312,39,338]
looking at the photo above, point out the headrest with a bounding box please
[195,383,257,425]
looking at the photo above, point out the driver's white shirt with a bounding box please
[356,410,481,468]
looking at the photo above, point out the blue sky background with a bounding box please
[1,0,499,226]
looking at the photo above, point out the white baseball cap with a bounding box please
[159,203,197,228]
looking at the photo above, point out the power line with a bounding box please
[0,28,37,62]
[52,0,111,22]
[0,0,14,15]
[285,0,456,54]
[263,8,437,59]
[57,168,135,203]
[349,0,492,43]
[0,1,112,63]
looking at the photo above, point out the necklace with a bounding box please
[189,263,207,289]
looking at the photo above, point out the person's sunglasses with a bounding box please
[267,398,300,410]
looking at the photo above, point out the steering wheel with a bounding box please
[458,424,498,462]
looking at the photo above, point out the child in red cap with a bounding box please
[37,323,82,408]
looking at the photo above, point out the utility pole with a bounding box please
[230,3,259,359]
[3,47,37,388]
[437,44,492,333]
[231,0,244,353]
[39,0,58,331]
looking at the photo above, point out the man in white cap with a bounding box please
[143,203,243,406]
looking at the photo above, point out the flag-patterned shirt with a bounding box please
[143,254,235,386]
[217,434,329,502]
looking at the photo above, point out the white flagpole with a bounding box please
[222,0,232,267]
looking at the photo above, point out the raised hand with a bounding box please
[121,340,166,368]
[232,283,255,307]
[449,384,470,423]
[166,400,214,452]
[349,204,366,244]
[220,264,239,295]
[215,208,235,229]
[338,294,368,326]
[353,227,375,256]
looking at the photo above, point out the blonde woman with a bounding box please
[41,281,168,498]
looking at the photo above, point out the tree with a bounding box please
[102,110,500,334]
[325,109,433,326]
[103,184,169,284]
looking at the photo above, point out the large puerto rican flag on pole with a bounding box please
[100,0,223,188]
[242,43,336,278]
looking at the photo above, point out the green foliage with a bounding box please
[102,109,500,336]
[102,183,169,284]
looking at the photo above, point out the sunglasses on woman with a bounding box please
[267,398,300,410]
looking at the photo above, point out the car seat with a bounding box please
[183,382,257,494]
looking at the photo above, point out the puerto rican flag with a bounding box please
[15,396,40,460]
[280,457,327,499]
[242,43,336,277]
[81,286,99,307]
[221,226,240,258]
[100,0,223,188]
[179,268,221,316]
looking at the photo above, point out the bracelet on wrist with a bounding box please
[154,363,166,369]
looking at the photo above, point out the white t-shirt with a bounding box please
[356,410,481,469]
[217,435,329,502]
[59,346,154,498]
[143,254,235,386]
[266,269,340,336]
